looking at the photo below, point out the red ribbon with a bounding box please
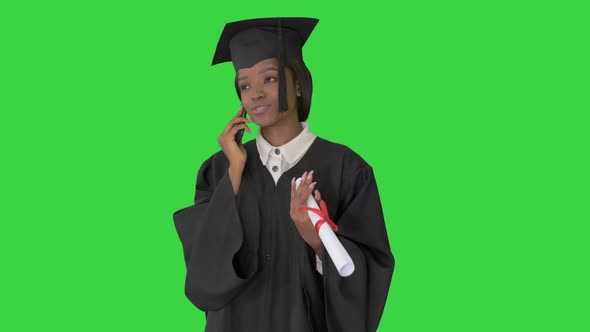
[299,200,339,233]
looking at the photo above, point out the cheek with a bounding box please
[239,91,250,103]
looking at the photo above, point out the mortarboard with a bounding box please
[212,17,319,112]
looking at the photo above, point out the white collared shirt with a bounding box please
[256,122,317,184]
[255,122,324,274]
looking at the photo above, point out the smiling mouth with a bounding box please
[250,104,271,114]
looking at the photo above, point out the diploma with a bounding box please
[295,178,355,277]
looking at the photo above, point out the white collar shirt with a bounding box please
[256,122,317,185]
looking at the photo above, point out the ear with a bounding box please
[295,80,302,97]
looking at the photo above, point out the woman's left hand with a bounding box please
[290,171,324,257]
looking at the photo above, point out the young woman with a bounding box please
[173,17,394,332]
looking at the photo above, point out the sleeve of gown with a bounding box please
[172,156,258,311]
[322,164,395,332]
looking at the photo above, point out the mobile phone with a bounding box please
[234,106,247,146]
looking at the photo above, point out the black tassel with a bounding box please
[278,18,288,112]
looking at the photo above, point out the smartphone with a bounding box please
[234,106,247,146]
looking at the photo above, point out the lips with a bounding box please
[249,104,271,115]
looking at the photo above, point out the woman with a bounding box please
[173,17,394,332]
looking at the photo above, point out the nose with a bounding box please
[251,83,266,100]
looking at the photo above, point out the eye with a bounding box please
[264,76,277,84]
[240,84,250,91]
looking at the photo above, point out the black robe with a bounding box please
[173,137,394,331]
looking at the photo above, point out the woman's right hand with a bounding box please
[217,106,252,167]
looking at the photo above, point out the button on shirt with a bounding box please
[255,122,325,274]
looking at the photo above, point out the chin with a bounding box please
[250,106,296,129]
[253,118,276,129]
[250,112,278,128]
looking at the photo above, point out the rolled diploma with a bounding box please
[296,178,355,277]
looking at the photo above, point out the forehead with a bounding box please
[237,58,279,75]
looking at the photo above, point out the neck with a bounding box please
[261,119,303,146]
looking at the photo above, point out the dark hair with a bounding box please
[234,58,313,122]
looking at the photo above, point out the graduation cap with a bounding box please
[212,17,319,112]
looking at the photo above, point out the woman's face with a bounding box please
[237,58,301,128]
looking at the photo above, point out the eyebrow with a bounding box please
[237,67,279,81]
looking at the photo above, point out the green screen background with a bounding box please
[1,0,588,331]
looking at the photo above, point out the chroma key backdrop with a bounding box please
[1,0,588,331]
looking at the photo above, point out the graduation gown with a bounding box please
[173,137,394,331]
